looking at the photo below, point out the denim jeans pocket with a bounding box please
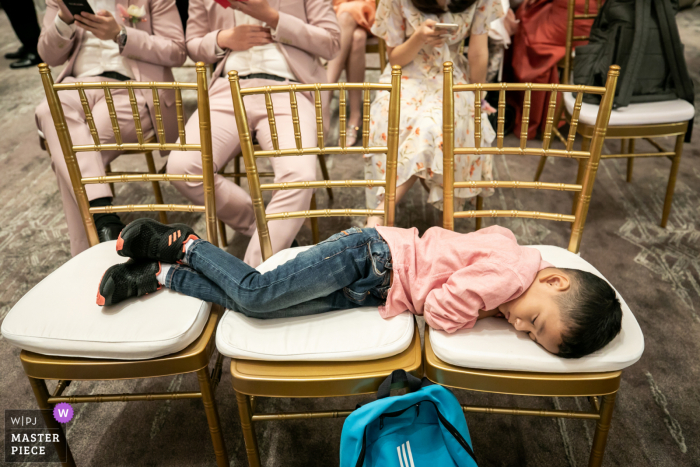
[342,286,372,303]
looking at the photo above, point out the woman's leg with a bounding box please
[326,12,358,84]
[169,228,388,316]
[366,175,419,228]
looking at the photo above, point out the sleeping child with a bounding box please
[97,219,622,358]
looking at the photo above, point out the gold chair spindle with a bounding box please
[520,85,532,149]
[151,87,166,146]
[127,87,145,145]
[541,86,559,151]
[78,88,101,146]
[362,87,371,148]
[442,62,456,231]
[264,90,280,151]
[314,85,324,150]
[174,87,186,145]
[289,87,303,150]
[566,90,584,151]
[339,84,347,149]
[497,87,506,149]
[474,86,481,149]
[103,87,123,146]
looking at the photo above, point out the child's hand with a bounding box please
[416,19,445,48]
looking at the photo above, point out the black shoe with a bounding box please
[116,218,199,263]
[97,259,161,306]
[98,223,125,243]
[10,53,42,69]
[5,46,27,60]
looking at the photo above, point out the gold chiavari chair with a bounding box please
[214,66,421,467]
[1,63,228,466]
[425,62,645,467]
[534,0,694,228]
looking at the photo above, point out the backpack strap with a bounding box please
[615,0,652,108]
[376,370,423,399]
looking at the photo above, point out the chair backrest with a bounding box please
[229,66,402,261]
[442,62,620,254]
[38,62,218,247]
[562,0,601,84]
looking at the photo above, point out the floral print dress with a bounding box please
[366,0,504,210]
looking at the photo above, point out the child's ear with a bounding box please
[538,270,571,292]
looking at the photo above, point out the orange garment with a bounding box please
[333,0,376,31]
[509,0,598,139]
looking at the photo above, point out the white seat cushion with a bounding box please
[564,91,694,126]
[1,241,211,360]
[430,245,644,373]
[216,246,415,361]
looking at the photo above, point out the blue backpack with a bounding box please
[340,370,478,467]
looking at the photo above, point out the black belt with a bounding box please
[99,71,131,81]
[239,73,297,83]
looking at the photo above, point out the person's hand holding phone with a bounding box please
[416,19,446,48]
[56,0,77,24]
[74,10,122,41]
[217,25,273,51]
[227,0,280,29]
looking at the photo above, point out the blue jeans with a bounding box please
[165,227,393,319]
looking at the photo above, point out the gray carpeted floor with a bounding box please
[1,5,699,467]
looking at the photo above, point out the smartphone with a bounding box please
[214,0,245,7]
[434,23,459,34]
[63,0,95,16]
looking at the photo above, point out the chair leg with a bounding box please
[534,156,548,182]
[234,155,242,186]
[626,139,635,183]
[235,391,261,467]
[661,134,684,228]
[196,367,229,467]
[475,195,483,231]
[572,136,591,215]
[588,392,617,467]
[310,193,320,244]
[144,151,168,224]
[218,221,228,248]
[27,376,76,467]
[317,154,333,200]
[105,163,116,197]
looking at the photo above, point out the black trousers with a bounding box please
[0,0,41,53]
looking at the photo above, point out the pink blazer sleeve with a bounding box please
[38,0,77,67]
[121,0,187,67]
[185,0,222,64]
[273,0,341,61]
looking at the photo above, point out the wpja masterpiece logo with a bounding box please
[4,406,72,463]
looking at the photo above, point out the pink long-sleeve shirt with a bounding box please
[375,225,552,333]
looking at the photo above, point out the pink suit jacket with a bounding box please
[186,0,341,128]
[38,0,188,146]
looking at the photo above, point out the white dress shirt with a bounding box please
[218,10,297,81]
[55,0,133,79]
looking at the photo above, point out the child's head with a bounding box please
[499,268,622,358]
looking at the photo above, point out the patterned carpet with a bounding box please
[1,5,699,467]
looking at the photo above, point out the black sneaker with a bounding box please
[97,259,161,306]
[116,218,199,263]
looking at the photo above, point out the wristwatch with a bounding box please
[115,26,128,51]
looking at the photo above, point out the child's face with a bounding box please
[498,269,568,355]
